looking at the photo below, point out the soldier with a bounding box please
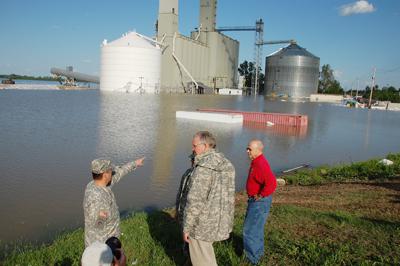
[182,131,235,266]
[243,139,277,264]
[83,157,144,247]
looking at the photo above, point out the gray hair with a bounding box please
[194,131,216,148]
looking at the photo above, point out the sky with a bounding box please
[1,0,399,89]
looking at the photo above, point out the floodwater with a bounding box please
[0,89,399,246]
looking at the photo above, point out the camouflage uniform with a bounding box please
[83,160,137,247]
[183,149,236,242]
[175,166,195,227]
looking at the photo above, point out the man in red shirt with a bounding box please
[243,139,277,264]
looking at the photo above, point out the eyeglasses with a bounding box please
[246,147,252,152]
[193,142,205,148]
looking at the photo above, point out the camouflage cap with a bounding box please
[91,158,114,174]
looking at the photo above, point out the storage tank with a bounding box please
[264,43,320,98]
[100,32,161,93]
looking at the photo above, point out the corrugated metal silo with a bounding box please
[100,32,161,93]
[264,43,320,98]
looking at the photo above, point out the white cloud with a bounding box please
[339,1,376,16]
[333,69,343,79]
[82,59,92,64]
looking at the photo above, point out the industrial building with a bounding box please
[100,32,162,93]
[157,0,239,93]
[98,0,239,93]
[264,42,320,98]
[54,0,320,97]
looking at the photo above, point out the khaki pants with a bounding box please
[189,238,218,266]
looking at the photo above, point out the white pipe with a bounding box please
[134,32,165,47]
[195,24,202,41]
[172,32,198,94]
[160,33,167,44]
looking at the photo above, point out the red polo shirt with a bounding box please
[246,154,277,197]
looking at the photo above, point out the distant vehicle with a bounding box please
[1,78,15,84]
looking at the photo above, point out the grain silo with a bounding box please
[264,42,320,98]
[100,32,161,93]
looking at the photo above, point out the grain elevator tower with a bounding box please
[157,0,239,93]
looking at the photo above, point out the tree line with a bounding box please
[319,64,400,103]
[0,74,60,81]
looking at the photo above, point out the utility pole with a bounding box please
[368,68,376,109]
[356,78,359,97]
[254,19,264,98]
[350,82,353,97]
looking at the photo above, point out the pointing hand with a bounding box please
[135,157,145,167]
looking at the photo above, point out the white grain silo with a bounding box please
[100,32,161,93]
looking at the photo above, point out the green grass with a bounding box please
[284,153,400,185]
[2,205,399,265]
[2,153,400,265]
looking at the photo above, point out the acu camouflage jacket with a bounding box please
[83,161,137,247]
[183,149,236,242]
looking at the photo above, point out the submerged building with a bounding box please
[264,42,320,98]
[99,0,239,93]
[157,0,239,93]
[100,32,162,93]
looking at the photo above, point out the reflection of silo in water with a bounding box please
[264,43,320,98]
[96,93,160,160]
[100,32,161,93]
[150,96,180,189]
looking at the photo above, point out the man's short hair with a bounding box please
[81,241,114,266]
[92,172,103,180]
[194,131,216,148]
[106,236,122,260]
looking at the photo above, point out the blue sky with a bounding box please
[1,0,399,89]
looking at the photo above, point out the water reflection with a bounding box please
[151,96,179,192]
[244,122,308,138]
[0,90,101,245]
[1,92,400,246]
[364,110,372,150]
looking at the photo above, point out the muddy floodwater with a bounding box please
[1,89,399,245]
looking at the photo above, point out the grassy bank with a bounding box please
[3,154,400,265]
[283,153,400,185]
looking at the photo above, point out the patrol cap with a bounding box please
[91,158,114,174]
[81,241,113,266]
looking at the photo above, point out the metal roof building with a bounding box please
[264,43,320,98]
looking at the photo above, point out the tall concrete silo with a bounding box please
[100,32,161,93]
[264,43,320,98]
